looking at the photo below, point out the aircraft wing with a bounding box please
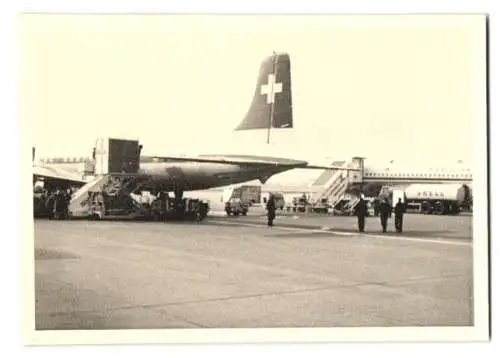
[150,154,309,167]
[151,154,359,171]
[33,165,87,185]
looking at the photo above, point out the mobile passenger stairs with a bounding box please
[67,137,209,222]
[308,157,365,215]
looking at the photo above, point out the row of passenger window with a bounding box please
[363,172,472,178]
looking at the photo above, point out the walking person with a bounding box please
[378,198,392,233]
[394,198,406,233]
[266,194,276,227]
[353,196,368,232]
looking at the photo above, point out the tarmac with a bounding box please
[34,212,473,330]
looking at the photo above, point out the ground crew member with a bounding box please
[53,189,65,220]
[353,197,368,232]
[63,188,72,218]
[378,198,392,233]
[372,198,380,217]
[266,194,276,227]
[394,198,406,233]
[159,191,168,222]
[45,191,56,219]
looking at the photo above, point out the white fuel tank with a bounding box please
[404,183,471,202]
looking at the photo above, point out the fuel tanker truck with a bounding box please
[402,183,472,215]
[377,183,472,215]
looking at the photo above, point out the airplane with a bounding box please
[32,52,358,207]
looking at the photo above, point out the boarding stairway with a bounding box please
[340,196,360,214]
[310,161,353,211]
[69,175,147,218]
[68,175,109,216]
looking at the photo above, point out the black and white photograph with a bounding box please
[19,13,489,345]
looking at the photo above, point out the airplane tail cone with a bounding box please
[235,52,293,131]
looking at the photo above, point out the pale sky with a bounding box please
[19,14,485,165]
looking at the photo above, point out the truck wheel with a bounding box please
[422,202,432,215]
[242,211,248,216]
[234,212,240,216]
[435,202,445,215]
[225,210,231,216]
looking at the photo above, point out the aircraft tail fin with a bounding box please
[235,52,293,131]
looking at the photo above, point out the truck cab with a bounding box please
[225,198,248,216]
[263,192,285,211]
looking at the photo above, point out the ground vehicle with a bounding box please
[311,198,331,214]
[378,184,472,215]
[263,192,285,210]
[404,183,472,215]
[225,198,248,216]
[85,192,209,221]
[222,185,261,206]
[290,195,308,212]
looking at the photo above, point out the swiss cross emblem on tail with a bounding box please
[235,52,293,131]
[260,74,283,104]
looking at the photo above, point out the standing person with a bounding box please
[378,198,392,233]
[266,194,276,227]
[353,197,368,232]
[158,191,168,222]
[53,189,64,220]
[45,191,56,219]
[372,198,380,217]
[394,198,406,233]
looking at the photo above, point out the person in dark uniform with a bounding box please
[378,198,392,233]
[394,198,406,233]
[353,197,368,232]
[58,189,69,220]
[372,198,380,217]
[159,191,168,222]
[45,191,56,219]
[53,189,65,220]
[266,194,276,227]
